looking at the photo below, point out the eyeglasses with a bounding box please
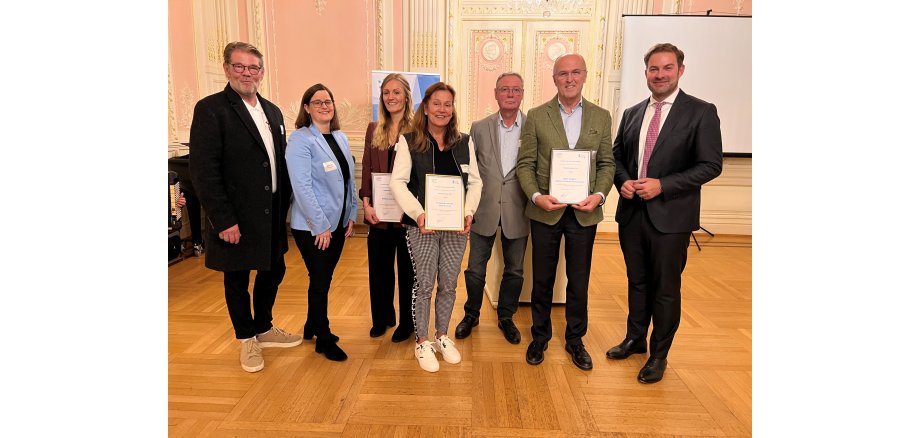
[230,63,263,74]
[497,87,523,96]
[309,100,334,108]
[554,69,585,80]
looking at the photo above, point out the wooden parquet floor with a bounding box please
[168,232,751,437]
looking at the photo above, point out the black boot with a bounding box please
[391,324,414,343]
[315,338,347,361]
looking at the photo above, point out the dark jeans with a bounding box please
[529,207,596,346]
[463,229,527,320]
[292,226,347,343]
[223,254,286,340]
[367,226,414,329]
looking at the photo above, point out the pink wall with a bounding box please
[168,0,198,143]
[169,0,378,139]
[393,0,404,71]
[263,0,376,134]
[654,0,752,15]
[237,1,249,42]
[169,0,751,141]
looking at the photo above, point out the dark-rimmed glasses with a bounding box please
[230,63,262,74]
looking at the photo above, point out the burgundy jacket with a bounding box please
[360,122,404,229]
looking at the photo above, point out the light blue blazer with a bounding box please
[286,124,358,235]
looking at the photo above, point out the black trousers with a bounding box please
[618,203,690,358]
[292,226,346,343]
[223,254,286,340]
[529,207,596,346]
[367,226,414,329]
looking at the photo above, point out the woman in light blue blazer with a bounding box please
[286,83,358,361]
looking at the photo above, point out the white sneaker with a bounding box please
[415,340,439,372]
[434,335,461,364]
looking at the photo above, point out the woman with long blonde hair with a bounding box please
[359,73,415,342]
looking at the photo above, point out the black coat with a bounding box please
[189,84,292,271]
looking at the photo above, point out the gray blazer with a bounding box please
[470,111,530,239]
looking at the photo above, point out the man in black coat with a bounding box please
[190,42,302,373]
[607,43,723,383]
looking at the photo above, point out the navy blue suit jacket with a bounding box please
[612,89,723,233]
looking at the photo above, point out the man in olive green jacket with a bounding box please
[515,53,614,371]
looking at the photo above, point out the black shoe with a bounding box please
[526,340,548,365]
[315,339,348,361]
[605,338,647,359]
[304,327,339,343]
[369,326,387,338]
[391,324,413,343]
[454,315,479,339]
[564,343,593,370]
[637,357,667,383]
[497,319,521,344]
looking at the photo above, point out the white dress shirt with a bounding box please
[244,99,278,193]
[498,111,523,177]
[637,88,680,177]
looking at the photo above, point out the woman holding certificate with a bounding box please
[390,82,483,372]
[359,73,415,342]
[287,83,358,362]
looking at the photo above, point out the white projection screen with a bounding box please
[618,15,752,155]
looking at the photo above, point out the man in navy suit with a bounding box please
[190,42,302,373]
[606,43,723,383]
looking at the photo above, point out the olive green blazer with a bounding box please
[515,95,615,226]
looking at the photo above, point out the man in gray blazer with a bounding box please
[456,72,529,344]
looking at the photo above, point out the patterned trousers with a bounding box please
[404,225,469,340]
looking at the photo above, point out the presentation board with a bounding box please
[618,15,752,155]
[371,71,441,122]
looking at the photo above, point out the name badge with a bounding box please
[323,161,337,172]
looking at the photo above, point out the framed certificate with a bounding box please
[371,173,404,222]
[549,149,591,204]
[424,174,464,231]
